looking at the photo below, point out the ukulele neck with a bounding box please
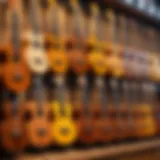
[34,76,45,116]
[96,76,108,118]
[55,75,67,117]
[110,78,121,120]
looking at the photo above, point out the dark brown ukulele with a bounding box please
[109,78,127,140]
[1,93,27,152]
[94,77,113,143]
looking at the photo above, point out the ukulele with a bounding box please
[47,0,68,74]
[133,82,151,138]
[109,78,127,140]
[94,77,113,143]
[24,76,52,148]
[1,92,27,152]
[3,0,30,93]
[50,2,77,146]
[68,0,89,74]
[24,0,49,74]
[89,8,113,143]
[105,10,123,78]
[67,0,92,142]
[122,80,136,139]
[88,3,107,76]
[83,3,108,144]
[140,82,156,137]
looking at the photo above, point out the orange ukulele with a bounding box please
[3,0,30,93]
[24,76,52,148]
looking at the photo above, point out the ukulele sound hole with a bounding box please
[60,128,70,135]
[35,58,43,65]
[85,127,92,135]
[13,74,23,82]
[37,129,47,136]
[10,130,21,139]
[76,59,84,66]
[45,41,52,50]
[23,110,33,122]
[54,60,62,65]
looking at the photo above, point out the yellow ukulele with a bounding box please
[49,1,77,146]
[88,3,107,76]
[105,9,124,78]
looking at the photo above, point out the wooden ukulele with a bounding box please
[79,3,108,144]
[140,82,156,137]
[109,78,127,140]
[3,0,30,93]
[88,4,107,76]
[105,9,123,78]
[133,82,153,138]
[121,80,136,139]
[67,0,94,143]
[93,77,113,143]
[24,0,49,74]
[1,93,27,152]
[47,0,68,74]
[24,76,52,148]
[68,0,89,74]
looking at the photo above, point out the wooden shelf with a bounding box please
[17,138,160,160]
[100,0,160,27]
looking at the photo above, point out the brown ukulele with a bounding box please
[109,78,127,140]
[1,93,27,152]
[24,76,52,148]
[94,77,113,143]
[3,0,31,93]
[122,80,136,139]
[78,2,106,144]
[68,0,89,74]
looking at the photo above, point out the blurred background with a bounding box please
[1,0,160,159]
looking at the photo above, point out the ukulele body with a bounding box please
[4,62,30,93]
[108,107,128,140]
[24,101,53,148]
[77,117,97,144]
[94,117,113,142]
[1,102,27,152]
[68,47,89,74]
[134,105,156,138]
[48,47,68,73]
[51,100,77,146]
